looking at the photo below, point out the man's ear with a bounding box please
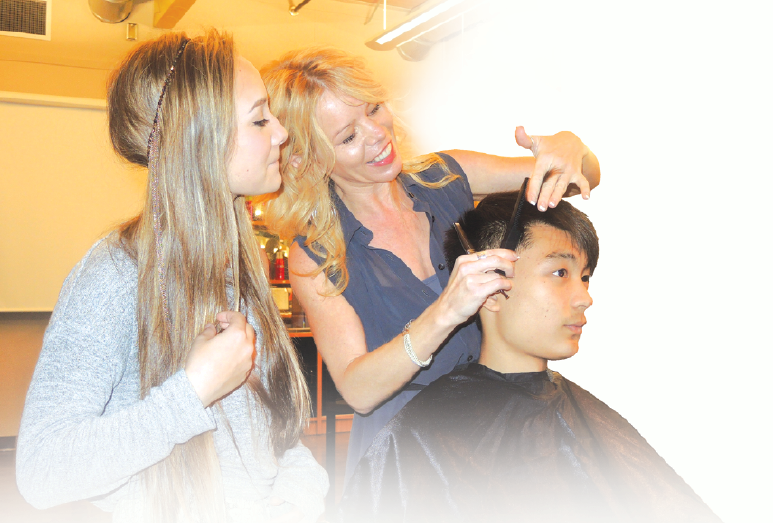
[290,154,302,169]
[480,293,501,313]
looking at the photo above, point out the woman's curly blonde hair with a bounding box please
[261,47,457,294]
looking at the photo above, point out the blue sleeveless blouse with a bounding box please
[296,153,481,482]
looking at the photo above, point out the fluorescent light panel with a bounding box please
[376,0,466,45]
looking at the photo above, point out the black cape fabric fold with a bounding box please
[338,364,721,523]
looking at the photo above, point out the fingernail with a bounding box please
[583,194,590,200]
[530,200,536,205]
[539,204,546,211]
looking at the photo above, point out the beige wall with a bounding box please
[0,313,49,437]
[0,61,109,99]
[0,97,143,436]
[0,0,419,108]
[0,100,146,311]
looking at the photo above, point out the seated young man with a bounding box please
[337,192,721,523]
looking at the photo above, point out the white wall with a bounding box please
[399,1,772,522]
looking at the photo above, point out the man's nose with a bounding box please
[574,282,593,310]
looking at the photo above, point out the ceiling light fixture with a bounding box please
[289,0,313,16]
[89,0,133,24]
[366,0,484,51]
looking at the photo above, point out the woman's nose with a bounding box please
[363,120,386,146]
[273,118,288,147]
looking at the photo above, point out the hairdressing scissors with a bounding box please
[453,222,509,300]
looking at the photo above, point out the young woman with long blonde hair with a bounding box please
[260,47,601,483]
[16,31,327,522]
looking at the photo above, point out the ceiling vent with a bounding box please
[0,0,51,40]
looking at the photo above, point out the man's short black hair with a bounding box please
[444,191,599,273]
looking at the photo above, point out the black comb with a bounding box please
[500,177,530,251]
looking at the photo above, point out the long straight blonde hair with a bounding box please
[107,30,310,521]
[260,47,457,295]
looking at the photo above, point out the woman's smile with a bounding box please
[369,142,394,165]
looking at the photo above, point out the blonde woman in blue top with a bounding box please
[260,47,600,482]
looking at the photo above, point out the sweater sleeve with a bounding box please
[15,241,216,509]
[271,441,329,522]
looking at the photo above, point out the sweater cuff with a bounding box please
[163,369,217,438]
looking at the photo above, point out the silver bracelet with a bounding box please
[403,320,432,368]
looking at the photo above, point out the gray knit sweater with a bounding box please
[16,237,328,522]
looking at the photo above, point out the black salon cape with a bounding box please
[338,364,720,523]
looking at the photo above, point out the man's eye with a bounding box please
[369,103,381,116]
[581,275,591,283]
[553,268,567,277]
[253,119,269,127]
